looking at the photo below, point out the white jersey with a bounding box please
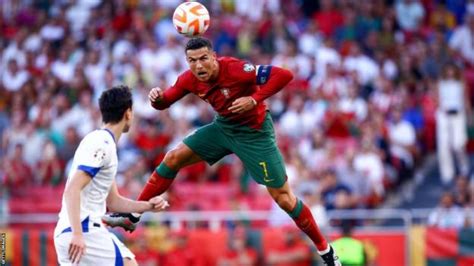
[55,129,118,234]
[54,129,134,265]
[438,79,464,111]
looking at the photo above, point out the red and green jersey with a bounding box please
[153,56,293,129]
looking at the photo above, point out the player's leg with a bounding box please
[136,142,204,202]
[103,122,231,231]
[266,183,340,265]
[436,111,454,184]
[138,122,231,202]
[230,113,340,265]
[102,142,203,231]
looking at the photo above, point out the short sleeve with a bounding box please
[75,134,110,178]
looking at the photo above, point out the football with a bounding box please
[172,2,210,37]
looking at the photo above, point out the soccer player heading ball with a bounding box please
[103,37,341,266]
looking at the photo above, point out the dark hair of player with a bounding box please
[185,37,213,52]
[99,85,133,124]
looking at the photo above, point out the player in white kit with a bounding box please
[54,85,168,265]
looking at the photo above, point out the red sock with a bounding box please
[137,171,174,201]
[291,200,328,251]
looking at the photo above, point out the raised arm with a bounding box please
[149,75,190,110]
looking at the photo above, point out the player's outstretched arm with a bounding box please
[64,170,92,264]
[149,84,188,110]
[106,181,169,213]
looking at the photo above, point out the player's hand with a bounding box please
[228,96,257,114]
[148,87,164,103]
[148,196,170,212]
[68,233,85,264]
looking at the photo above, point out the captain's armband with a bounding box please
[256,65,273,85]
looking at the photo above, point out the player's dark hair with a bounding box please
[185,37,213,52]
[99,85,133,124]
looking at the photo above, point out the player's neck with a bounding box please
[103,124,123,143]
[208,62,220,82]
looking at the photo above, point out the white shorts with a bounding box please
[54,223,134,266]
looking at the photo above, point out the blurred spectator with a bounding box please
[2,59,29,92]
[343,43,379,87]
[218,227,258,266]
[353,140,385,198]
[332,222,368,266]
[39,13,65,42]
[51,49,74,84]
[266,227,311,266]
[312,39,341,85]
[465,183,474,228]
[449,13,474,64]
[126,228,160,266]
[298,21,322,56]
[279,95,306,139]
[453,176,471,206]
[336,151,372,205]
[387,106,416,181]
[395,0,425,32]
[338,83,368,122]
[298,130,330,174]
[36,141,62,185]
[319,170,354,210]
[57,126,80,164]
[429,2,457,31]
[0,105,9,157]
[160,231,203,266]
[3,143,32,193]
[436,63,470,185]
[428,191,465,228]
[312,0,343,38]
[84,49,107,96]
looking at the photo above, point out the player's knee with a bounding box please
[123,258,138,266]
[273,192,294,212]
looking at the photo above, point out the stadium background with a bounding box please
[0,0,474,265]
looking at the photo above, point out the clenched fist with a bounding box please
[148,87,163,103]
[148,196,169,212]
[228,96,257,113]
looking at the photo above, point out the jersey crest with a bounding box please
[93,148,107,164]
[243,63,255,72]
[220,88,230,98]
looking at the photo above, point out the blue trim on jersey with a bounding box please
[103,128,116,143]
[78,165,101,178]
[60,216,90,235]
[256,65,272,85]
[112,239,123,266]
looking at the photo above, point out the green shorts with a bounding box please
[183,112,287,188]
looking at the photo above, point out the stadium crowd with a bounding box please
[1,0,474,229]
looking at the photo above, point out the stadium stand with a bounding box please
[1,0,473,265]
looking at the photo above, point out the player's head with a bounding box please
[185,37,218,82]
[99,85,133,132]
